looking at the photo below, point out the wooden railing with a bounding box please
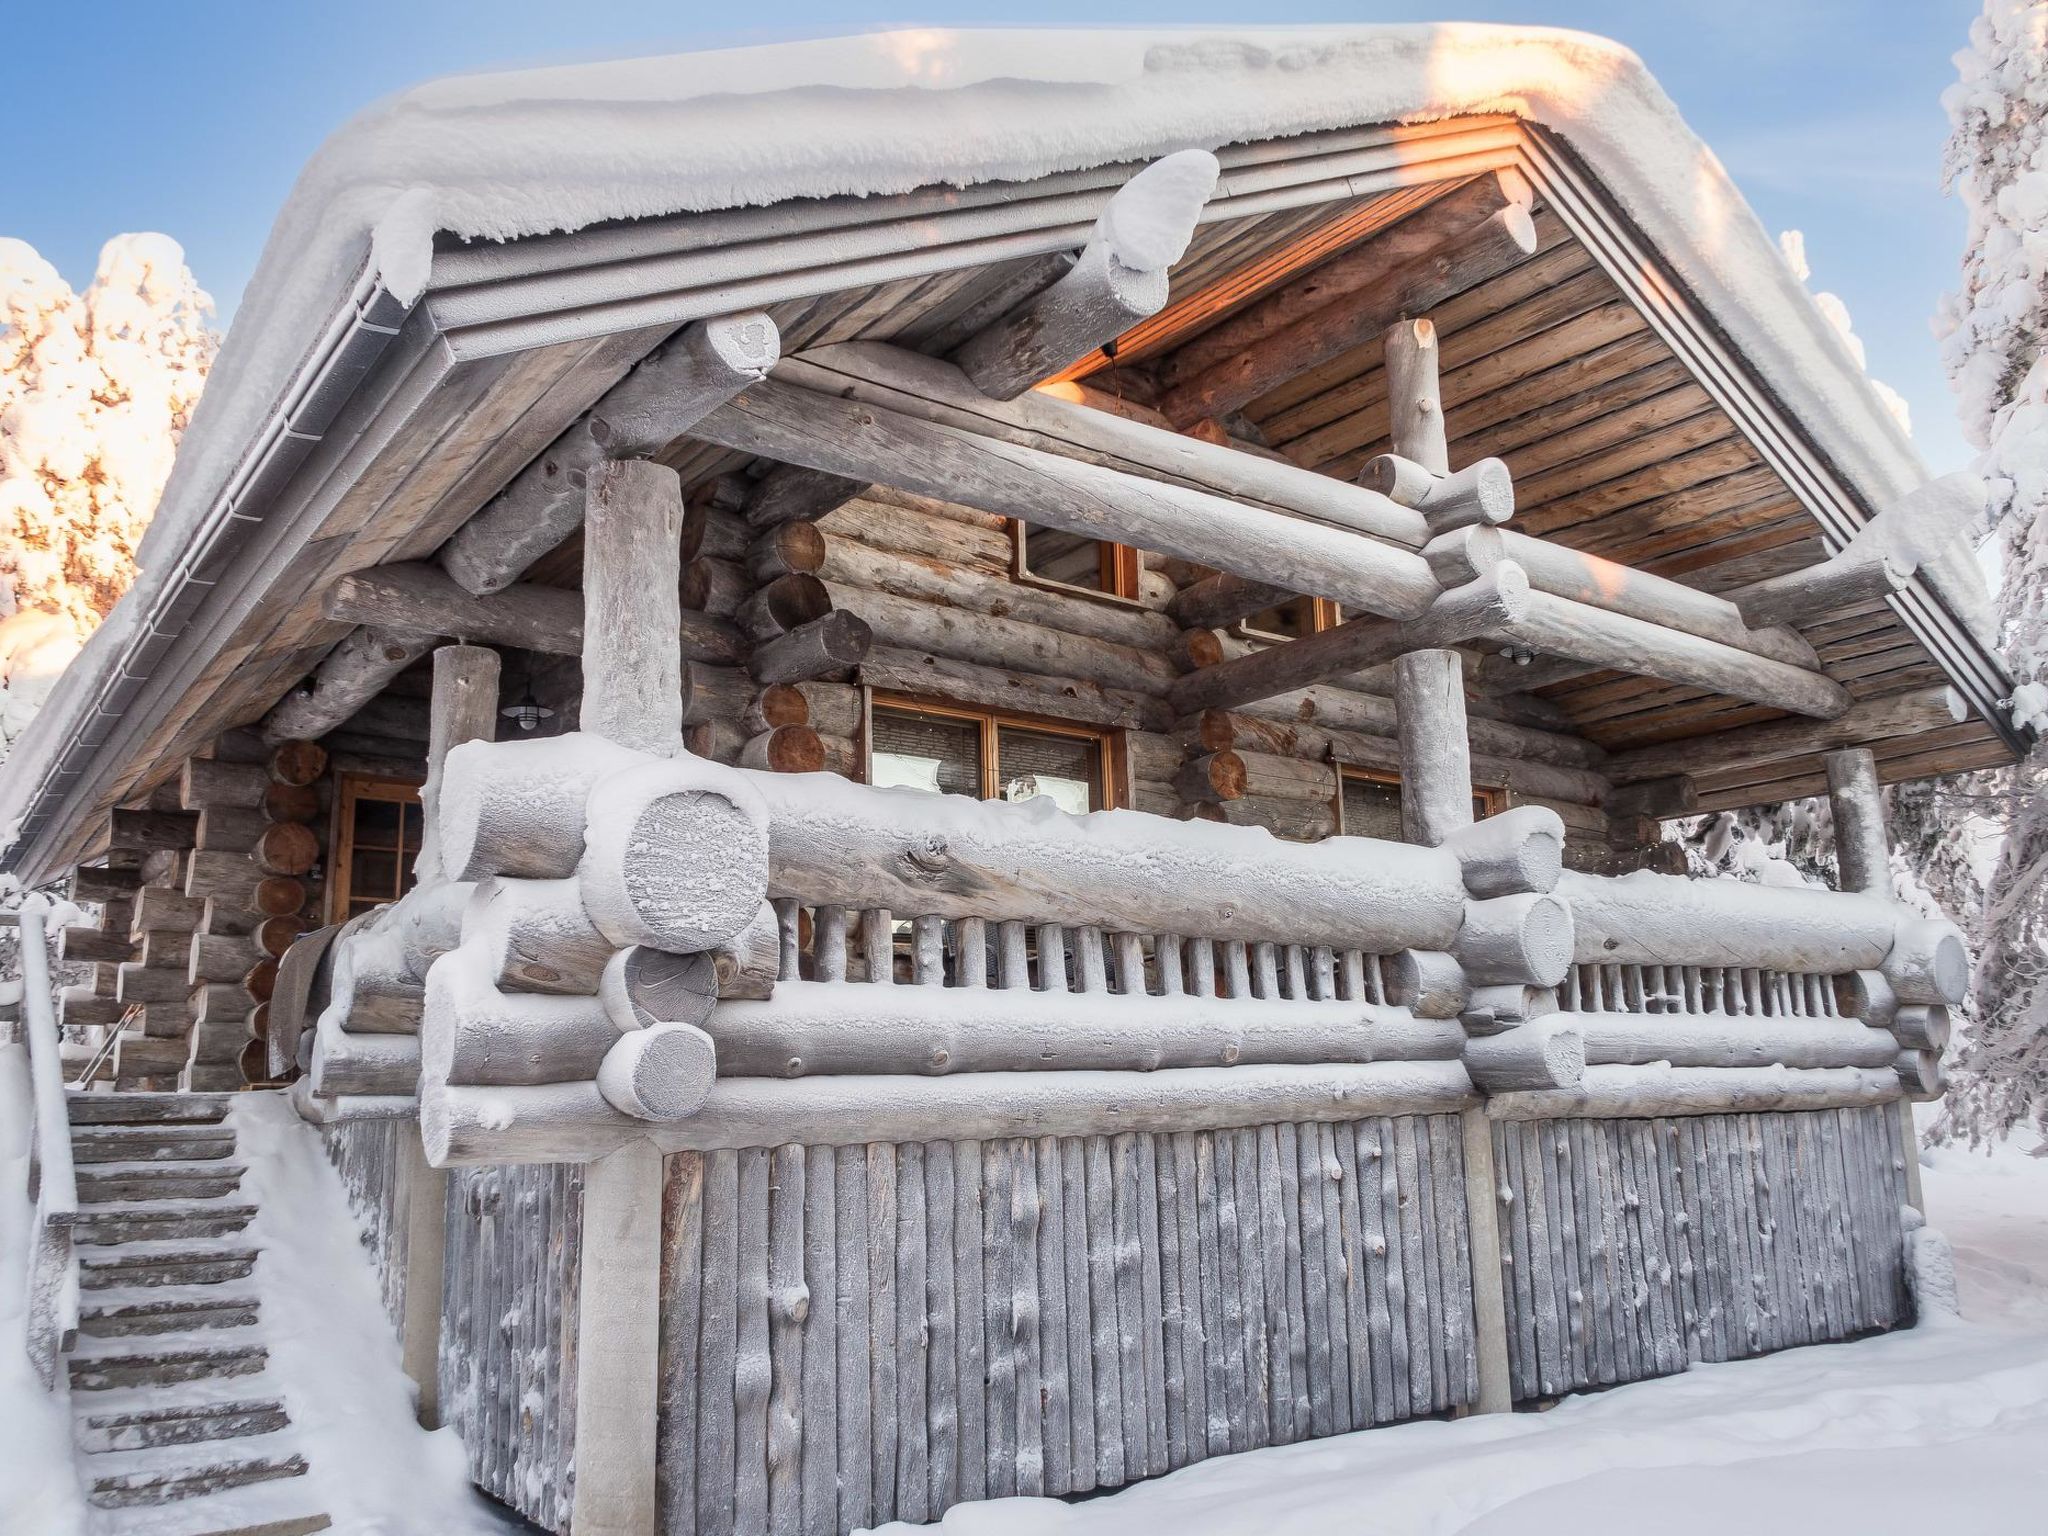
[15,898,80,1387]
[773,900,1396,1003]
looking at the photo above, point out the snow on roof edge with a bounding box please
[2,24,1987,863]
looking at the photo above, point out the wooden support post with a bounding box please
[570,1140,663,1536]
[260,627,438,745]
[1826,745,1928,1216]
[1461,1106,1514,1415]
[582,461,685,755]
[1384,319,1450,476]
[395,1128,448,1427]
[1395,649,1474,848]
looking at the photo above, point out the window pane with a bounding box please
[1019,522,1113,593]
[352,797,402,846]
[351,848,400,902]
[997,726,1099,814]
[1340,775,1404,840]
[1243,594,1318,641]
[871,708,982,797]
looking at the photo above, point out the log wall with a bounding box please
[440,1160,585,1533]
[654,1116,1476,1536]
[1489,1104,1909,1404]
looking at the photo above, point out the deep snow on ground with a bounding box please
[882,1129,2048,1536]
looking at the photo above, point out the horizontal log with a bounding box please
[440,313,778,595]
[310,1017,421,1098]
[597,1023,719,1121]
[1166,571,1295,631]
[1883,919,1969,1005]
[746,757,1464,950]
[700,980,1462,1078]
[858,646,1169,732]
[114,1034,190,1079]
[748,611,872,685]
[1190,794,1338,842]
[423,942,617,1088]
[116,963,190,1007]
[194,804,266,853]
[179,758,272,812]
[438,733,645,882]
[745,464,868,529]
[1168,564,1529,715]
[1462,1018,1585,1093]
[59,927,133,964]
[189,934,250,986]
[1174,749,1335,806]
[1557,868,1897,972]
[467,876,613,996]
[680,664,754,725]
[746,521,827,581]
[692,378,1443,620]
[137,929,192,970]
[422,1059,1480,1165]
[109,807,198,853]
[72,865,143,902]
[1483,589,1851,719]
[185,850,264,908]
[1573,1012,1903,1070]
[1446,806,1565,899]
[795,344,1429,547]
[1484,1062,1901,1121]
[59,990,127,1029]
[323,562,583,655]
[263,782,321,825]
[261,627,438,746]
[129,887,205,937]
[824,579,1176,695]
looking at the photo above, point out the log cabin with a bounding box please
[1,25,2021,1535]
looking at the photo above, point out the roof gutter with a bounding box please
[1,263,411,874]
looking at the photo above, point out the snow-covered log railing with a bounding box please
[413,730,1600,1165]
[1477,869,1967,1119]
[13,897,80,1387]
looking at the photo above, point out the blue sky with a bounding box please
[3,0,1985,470]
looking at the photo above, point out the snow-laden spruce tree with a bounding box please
[1935,0,2048,1138]
[0,234,214,758]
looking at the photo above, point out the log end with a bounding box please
[597,1022,718,1121]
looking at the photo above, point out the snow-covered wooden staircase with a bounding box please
[61,1091,331,1536]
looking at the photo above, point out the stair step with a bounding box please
[80,1246,260,1289]
[71,1203,258,1246]
[117,1511,331,1536]
[78,1165,248,1204]
[78,1396,289,1452]
[69,1342,267,1392]
[67,1091,233,1125]
[88,1442,309,1509]
[74,1126,238,1163]
[80,1293,260,1337]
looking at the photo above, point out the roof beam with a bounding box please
[437,311,779,596]
[952,149,1218,400]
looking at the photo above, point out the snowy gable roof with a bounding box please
[0,24,1994,866]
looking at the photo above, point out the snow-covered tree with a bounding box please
[0,233,215,757]
[1935,0,2048,1138]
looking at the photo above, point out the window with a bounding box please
[1011,520,1142,603]
[1335,767,1501,840]
[328,774,426,923]
[868,696,1115,814]
[1239,594,1339,644]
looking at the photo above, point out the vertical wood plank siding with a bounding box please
[321,1120,408,1332]
[439,1161,584,1532]
[1490,1105,1909,1403]
[656,1115,1474,1536]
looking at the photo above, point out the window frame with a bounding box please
[1008,519,1145,608]
[867,691,1122,811]
[1332,764,1504,838]
[326,772,427,924]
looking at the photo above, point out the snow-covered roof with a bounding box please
[0,24,2002,866]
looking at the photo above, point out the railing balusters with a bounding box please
[1222,942,1252,1001]
[1113,934,1147,996]
[998,921,1031,991]
[863,907,894,985]
[774,898,801,982]
[957,918,988,989]
[1187,938,1216,999]
[1034,923,1067,992]
[1284,945,1309,1001]
[1075,927,1108,994]
[1252,942,1280,1001]
[816,905,849,983]
[1311,946,1336,1002]
[1157,936,1185,997]
[913,916,945,987]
